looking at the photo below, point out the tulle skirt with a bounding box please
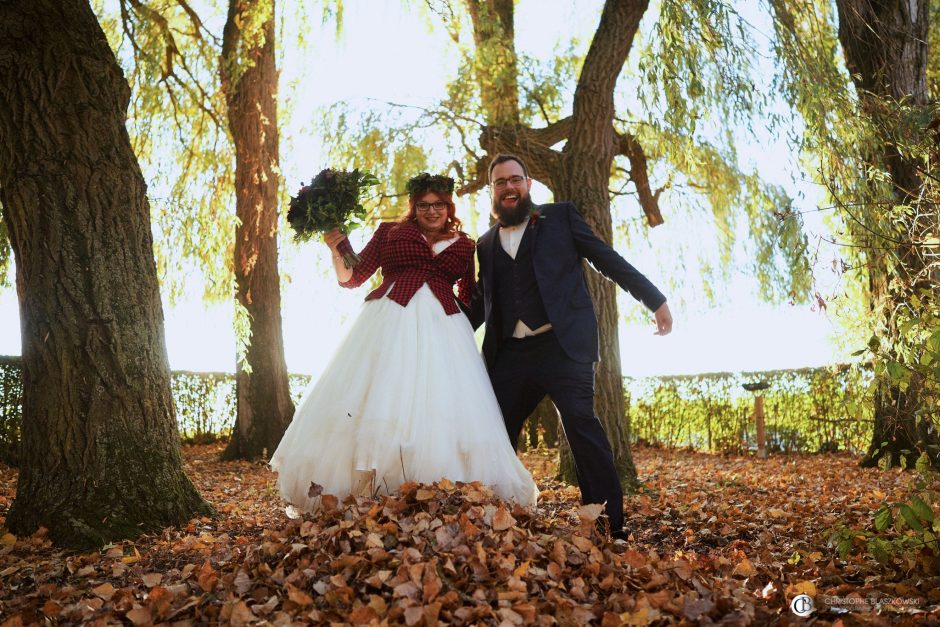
[270,285,538,510]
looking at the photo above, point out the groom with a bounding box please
[466,154,672,540]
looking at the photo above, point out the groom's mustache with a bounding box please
[493,192,535,226]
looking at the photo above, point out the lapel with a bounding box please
[478,223,499,285]
[527,207,543,261]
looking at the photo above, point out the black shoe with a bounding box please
[611,528,628,541]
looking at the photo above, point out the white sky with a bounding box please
[0,0,857,378]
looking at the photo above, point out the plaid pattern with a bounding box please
[339,221,476,315]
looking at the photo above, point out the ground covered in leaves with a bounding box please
[1,445,938,625]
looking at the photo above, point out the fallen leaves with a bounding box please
[0,444,938,625]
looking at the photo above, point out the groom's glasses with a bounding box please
[415,201,448,213]
[491,175,526,190]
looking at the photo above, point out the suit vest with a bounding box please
[492,226,551,339]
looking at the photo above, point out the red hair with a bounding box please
[399,191,464,245]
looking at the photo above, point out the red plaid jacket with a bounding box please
[339,221,476,315]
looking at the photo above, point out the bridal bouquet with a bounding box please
[287,168,379,268]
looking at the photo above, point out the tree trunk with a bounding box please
[551,0,649,491]
[539,396,559,447]
[0,0,212,548]
[471,0,650,490]
[219,0,294,461]
[465,0,519,127]
[558,434,578,485]
[835,0,938,468]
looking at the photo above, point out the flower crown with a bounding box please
[405,172,454,197]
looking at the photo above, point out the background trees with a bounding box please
[769,0,938,466]
[218,0,295,460]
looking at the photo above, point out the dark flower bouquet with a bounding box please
[287,168,379,268]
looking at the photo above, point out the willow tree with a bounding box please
[100,0,294,460]
[768,0,939,466]
[0,0,211,548]
[836,0,938,465]
[325,0,813,489]
[436,0,811,487]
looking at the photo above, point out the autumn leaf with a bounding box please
[286,583,314,607]
[578,502,605,524]
[732,557,756,577]
[787,580,817,597]
[125,607,152,626]
[196,561,218,592]
[491,506,515,531]
[227,600,256,626]
[91,582,115,601]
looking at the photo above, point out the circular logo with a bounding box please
[790,594,815,617]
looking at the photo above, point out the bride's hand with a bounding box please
[323,228,345,253]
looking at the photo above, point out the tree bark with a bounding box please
[468,0,652,490]
[0,0,212,548]
[465,0,520,127]
[219,0,294,461]
[835,0,938,468]
[552,0,649,491]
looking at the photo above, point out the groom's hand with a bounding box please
[653,303,672,336]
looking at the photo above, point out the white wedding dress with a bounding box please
[270,238,538,511]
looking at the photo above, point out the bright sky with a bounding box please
[0,0,856,378]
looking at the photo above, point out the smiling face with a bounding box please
[413,192,449,233]
[490,159,534,226]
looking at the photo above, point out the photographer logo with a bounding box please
[790,594,815,617]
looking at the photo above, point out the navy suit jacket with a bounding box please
[467,202,666,368]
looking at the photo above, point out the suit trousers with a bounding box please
[489,331,624,534]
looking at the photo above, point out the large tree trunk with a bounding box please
[553,0,649,491]
[0,0,212,548]
[835,0,938,467]
[219,0,294,461]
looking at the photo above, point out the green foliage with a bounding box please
[831,452,940,574]
[628,364,874,453]
[317,106,430,220]
[619,0,814,303]
[233,299,252,374]
[0,356,21,465]
[639,0,770,135]
[0,357,880,461]
[0,211,12,289]
[768,0,939,427]
[0,356,311,455]
[221,1,274,90]
[842,99,940,414]
[517,49,581,125]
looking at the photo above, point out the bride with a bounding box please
[270,173,538,510]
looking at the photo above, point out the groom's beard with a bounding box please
[492,191,536,226]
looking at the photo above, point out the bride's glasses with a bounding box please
[415,201,448,213]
